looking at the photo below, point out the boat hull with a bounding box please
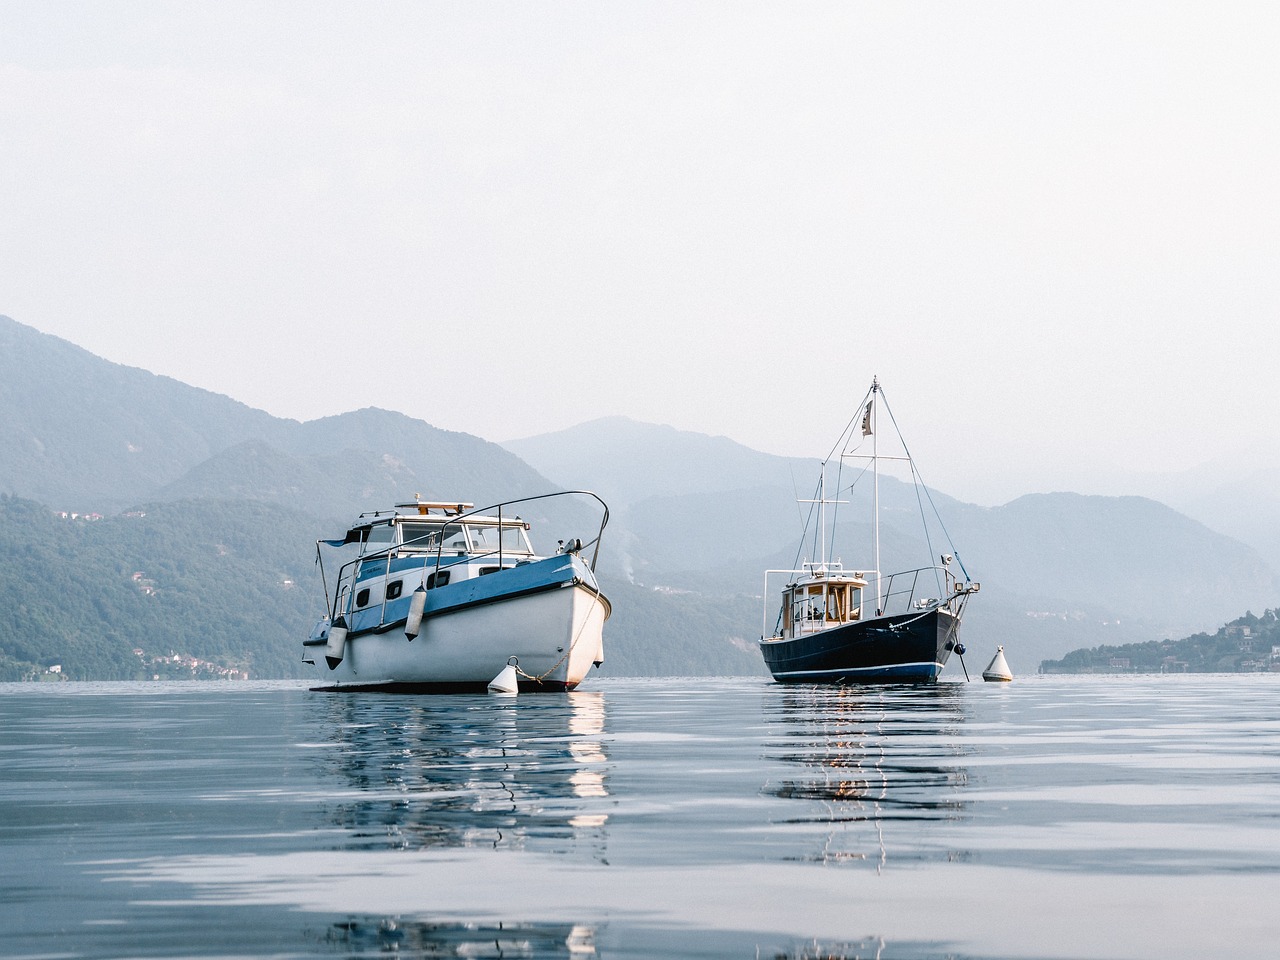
[758,606,961,684]
[303,560,610,693]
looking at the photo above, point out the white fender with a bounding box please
[404,585,427,639]
[325,616,348,670]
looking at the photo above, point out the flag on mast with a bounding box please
[861,400,873,436]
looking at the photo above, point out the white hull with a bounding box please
[305,581,609,691]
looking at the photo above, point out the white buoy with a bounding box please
[325,616,348,670]
[404,585,427,639]
[488,657,520,695]
[983,645,1013,682]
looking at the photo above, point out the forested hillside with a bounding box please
[0,495,320,681]
[1040,610,1280,674]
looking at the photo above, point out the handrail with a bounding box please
[433,490,610,574]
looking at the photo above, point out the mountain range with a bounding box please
[2,313,1276,680]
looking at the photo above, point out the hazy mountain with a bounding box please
[0,315,287,510]
[504,416,815,508]
[1149,468,1280,565]
[0,315,564,526]
[153,410,569,531]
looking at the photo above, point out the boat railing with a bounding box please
[870,565,975,617]
[436,490,609,575]
[322,490,609,624]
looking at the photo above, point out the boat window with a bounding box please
[356,588,371,608]
[440,524,468,553]
[399,523,442,551]
[466,525,498,554]
[386,580,403,600]
[426,569,451,589]
[499,525,533,554]
[479,566,502,576]
[361,523,395,555]
[465,524,534,556]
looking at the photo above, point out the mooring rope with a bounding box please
[514,576,604,683]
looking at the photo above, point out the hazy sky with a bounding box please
[3,2,1277,505]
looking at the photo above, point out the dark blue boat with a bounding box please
[759,567,971,683]
[758,379,979,684]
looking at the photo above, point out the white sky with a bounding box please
[3,1,1277,505]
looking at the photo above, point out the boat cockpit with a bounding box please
[778,563,867,640]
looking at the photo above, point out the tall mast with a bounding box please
[818,461,827,568]
[872,377,881,614]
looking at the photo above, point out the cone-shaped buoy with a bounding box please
[325,616,348,670]
[404,585,427,639]
[983,645,1013,682]
[488,657,520,695]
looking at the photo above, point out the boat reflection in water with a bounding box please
[314,917,598,958]
[310,690,610,855]
[761,683,972,868]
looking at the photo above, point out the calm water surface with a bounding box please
[2,675,1279,959]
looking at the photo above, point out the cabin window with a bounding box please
[399,523,442,551]
[828,587,846,622]
[468,525,499,553]
[355,588,371,607]
[361,524,395,555]
[499,525,533,554]
[386,580,403,600]
[440,524,468,553]
[427,569,451,589]
[479,566,501,576]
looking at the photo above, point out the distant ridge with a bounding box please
[0,315,286,509]
[0,315,557,519]
[504,415,812,508]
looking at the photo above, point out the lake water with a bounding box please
[3,675,1279,959]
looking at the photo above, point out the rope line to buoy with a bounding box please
[514,578,604,683]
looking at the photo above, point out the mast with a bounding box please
[818,461,827,568]
[872,376,881,614]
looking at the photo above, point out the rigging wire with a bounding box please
[877,388,971,582]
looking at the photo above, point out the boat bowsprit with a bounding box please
[303,491,612,692]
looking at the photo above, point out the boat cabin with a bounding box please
[340,499,535,562]
[322,498,543,628]
[778,564,867,640]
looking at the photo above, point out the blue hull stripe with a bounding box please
[770,661,943,682]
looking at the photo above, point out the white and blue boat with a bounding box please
[304,491,611,692]
[759,379,980,684]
